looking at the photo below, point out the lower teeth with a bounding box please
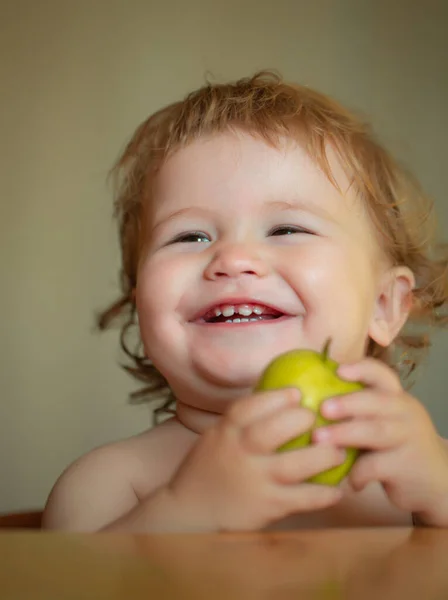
[225,317,261,323]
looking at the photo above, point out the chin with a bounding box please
[192,354,266,390]
[192,345,300,392]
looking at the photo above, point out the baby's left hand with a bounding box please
[314,358,448,527]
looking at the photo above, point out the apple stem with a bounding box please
[322,338,332,361]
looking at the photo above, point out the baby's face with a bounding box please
[136,131,386,409]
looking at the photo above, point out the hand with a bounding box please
[314,358,448,526]
[166,389,345,532]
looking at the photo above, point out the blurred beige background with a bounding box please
[1,0,447,513]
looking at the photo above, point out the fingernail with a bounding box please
[322,398,339,417]
[313,427,331,442]
[286,388,300,402]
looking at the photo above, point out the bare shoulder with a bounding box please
[42,418,197,532]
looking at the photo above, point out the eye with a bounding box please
[170,231,211,244]
[268,225,314,237]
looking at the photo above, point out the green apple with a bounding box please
[255,339,364,486]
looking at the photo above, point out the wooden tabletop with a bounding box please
[1,527,448,599]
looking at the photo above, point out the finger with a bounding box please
[279,482,343,514]
[348,451,391,491]
[337,358,402,394]
[320,391,406,421]
[225,388,300,428]
[313,417,406,450]
[271,443,348,484]
[241,406,315,453]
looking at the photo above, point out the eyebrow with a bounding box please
[151,197,335,233]
[150,206,215,234]
[263,199,336,221]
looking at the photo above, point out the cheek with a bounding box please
[297,247,375,316]
[135,262,168,336]
[135,255,194,338]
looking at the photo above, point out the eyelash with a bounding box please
[171,231,211,244]
[169,225,313,244]
[268,225,313,237]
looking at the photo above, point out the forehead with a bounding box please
[149,131,375,236]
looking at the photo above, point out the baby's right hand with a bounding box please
[165,389,345,532]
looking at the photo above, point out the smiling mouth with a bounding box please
[197,303,286,324]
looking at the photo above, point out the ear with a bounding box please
[368,266,415,347]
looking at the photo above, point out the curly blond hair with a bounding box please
[98,71,447,419]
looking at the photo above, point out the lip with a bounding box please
[194,314,296,328]
[190,297,295,323]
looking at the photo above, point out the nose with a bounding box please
[203,243,270,281]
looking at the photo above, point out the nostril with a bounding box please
[215,269,257,277]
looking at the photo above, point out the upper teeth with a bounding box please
[216,304,265,318]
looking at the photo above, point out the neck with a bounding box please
[176,400,223,434]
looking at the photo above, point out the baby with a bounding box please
[43,71,448,532]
